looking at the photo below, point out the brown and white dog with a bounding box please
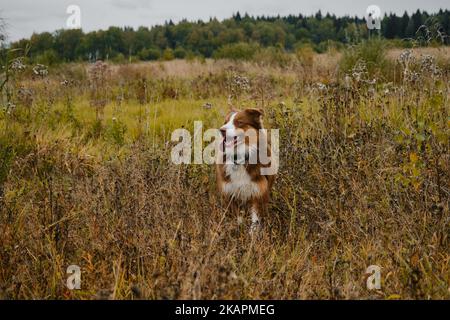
[216,108,276,233]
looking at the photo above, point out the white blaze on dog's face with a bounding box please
[220,112,239,149]
[219,109,263,161]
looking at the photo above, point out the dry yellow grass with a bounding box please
[0,47,449,299]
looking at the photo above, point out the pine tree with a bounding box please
[405,16,416,38]
[399,12,410,38]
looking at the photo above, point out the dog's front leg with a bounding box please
[249,202,261,235]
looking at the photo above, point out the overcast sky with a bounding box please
[1,0,449,41]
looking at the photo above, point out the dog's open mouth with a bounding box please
[222,135,238,151]
[220,130,239,152]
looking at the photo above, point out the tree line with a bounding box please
[6,9,450,64]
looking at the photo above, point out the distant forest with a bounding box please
[6,9,450,64]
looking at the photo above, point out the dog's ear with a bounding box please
[244,108,264,128]
[245,108,264,118]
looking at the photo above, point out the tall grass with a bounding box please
[339,39,392,80]
[0,48,449,299]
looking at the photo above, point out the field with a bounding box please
[0,45,449,299]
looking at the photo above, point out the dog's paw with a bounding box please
[249,220,261,236]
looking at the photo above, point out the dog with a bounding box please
[216,108,276,233]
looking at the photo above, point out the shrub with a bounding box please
[138,48,161,61]
[253,46,294,68]
[295,45,314,68]
[162,48,175,61]
[34,49,60,66]
[111,53,126,64]
[174,47,187,59]
[185,50,197,61]
[339,39,390,78]
[213,42,258,61]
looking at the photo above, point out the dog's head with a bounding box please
[219,108,264,160]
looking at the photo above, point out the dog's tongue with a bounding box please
[222,136,238,152]
[225,139,234,148]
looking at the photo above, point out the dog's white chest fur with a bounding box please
[222,164,260,201]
